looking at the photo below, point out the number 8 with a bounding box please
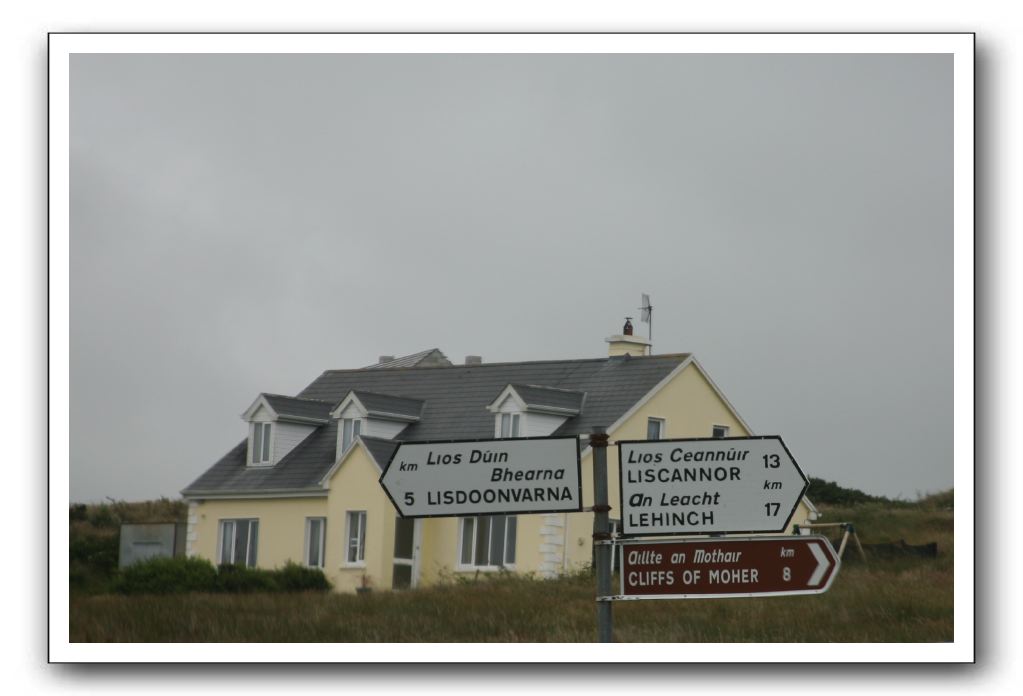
[783,567,791,581]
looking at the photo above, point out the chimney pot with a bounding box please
[378,355,395,364]
[465,355,483,365]
[623,317,634,336]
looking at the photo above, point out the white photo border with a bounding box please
[49,31,974,664]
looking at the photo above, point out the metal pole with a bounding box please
[590,430,613,643]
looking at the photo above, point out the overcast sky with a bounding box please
[69,52,951,502]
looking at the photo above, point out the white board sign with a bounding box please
[380,436,582,518]
[618,436,808,536]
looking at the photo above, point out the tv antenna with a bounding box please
[640,293,653,353]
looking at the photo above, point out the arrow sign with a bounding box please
[618,436,809,536]
[613,536,841,600]
[379,436,582,518]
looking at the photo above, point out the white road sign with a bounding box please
[380,436,582,518]
[618,436,808,536]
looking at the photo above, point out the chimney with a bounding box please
[605,318,651,357]
[465,355,483,365]
[378,355,395,364]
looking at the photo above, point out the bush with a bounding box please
[806,477,886,506]
[112,557,332,594]
[116,556,219,595]
[69,531,119,572]
[215,564,279,593]
[274,562,332,592]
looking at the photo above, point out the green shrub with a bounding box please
[116,556,219,594]
[112,557,333,595]
[69,531,119,572]
[806,477,886,506]
[273,562,332,592]
[215,564,279,593]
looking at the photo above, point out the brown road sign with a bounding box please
[612,535,840,600]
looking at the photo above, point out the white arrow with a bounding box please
[808,542,830,586]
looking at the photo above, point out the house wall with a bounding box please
[323,446,400,593]
[189,496,327,568]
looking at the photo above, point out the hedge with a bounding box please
[115,557,332,595]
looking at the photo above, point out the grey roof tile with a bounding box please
[183,353,690,497]
[262,394,333,422]
[360,436,400,471]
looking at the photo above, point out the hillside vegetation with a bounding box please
[70,498,187,594]
[69,485,954,642]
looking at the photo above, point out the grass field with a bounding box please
[69,494,953,642]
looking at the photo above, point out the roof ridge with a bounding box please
[326,353,691,374]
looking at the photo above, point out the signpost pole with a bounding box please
[590,430,613,643]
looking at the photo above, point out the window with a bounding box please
[647,417,665,440]
[459,515,516,568]
[712,425,730,439]
[500,413,520,438]
[305,517,326,568]
[341,418,362,453]
[251,422,272,464]
[218,519,259,567]
[346,511,367,565]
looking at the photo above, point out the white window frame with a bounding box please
[457,515,517,570]
[217,518,259,567]
[647,417,665,440]
[712,424,730,439]
[341,418,363,454]
[250,422,273,466]
[304,517,326,568]
[344,510,367,567]
[498,412,521,438]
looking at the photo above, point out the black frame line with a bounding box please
[378,435,584,520]
[617,435,809,538]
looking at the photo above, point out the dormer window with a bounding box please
[330,390,424,461]
[341,418,362,453]
[251,422,272,465]
[500,413,521,438]
[487,384,585,439]
[241,393,330,468]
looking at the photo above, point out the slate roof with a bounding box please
[508,384,586,413]
[363,349,452,370]
[348,390,425,420]
[183,352,690,497]
[360,435,401,471]
[262,394,333,422]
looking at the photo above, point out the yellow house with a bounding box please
[182,333,818,593]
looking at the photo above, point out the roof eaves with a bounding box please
[181,487,328,500]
